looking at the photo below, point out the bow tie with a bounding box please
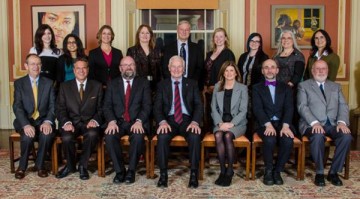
[265,80,276,86]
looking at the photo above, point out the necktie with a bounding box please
[265,80,276,86]
[124,80,131,122]
[79,83,84,101]
[320,84,326,100]
[32,80,39,120]
[174,81,183,124]
[180,43,187,76]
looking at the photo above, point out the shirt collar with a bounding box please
[29,75,39,84]
[171,77,183,84]
[122,77,134,85]
[76,78,87,87]
[177,40,188,47]
[315,50,329,58]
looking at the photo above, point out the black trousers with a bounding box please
[305,124,352,174]
[19,124,54,170]
[157,115,201,171]
[257,121,294,172]
[104,121,145,173]
[60,124,100,170]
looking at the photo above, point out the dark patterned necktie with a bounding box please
[174,81,183,124]
[180,43,186,76]
[320,84,326,101]
[80,83,84,101]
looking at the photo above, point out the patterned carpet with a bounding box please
[0,150,359,199]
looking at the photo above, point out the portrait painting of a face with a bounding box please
[32,5,85,48]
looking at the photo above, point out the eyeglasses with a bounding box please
[250,40,261,44]
[67,41,77,45]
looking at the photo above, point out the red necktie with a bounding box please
[124,81,131,122]
[174,81,183,124]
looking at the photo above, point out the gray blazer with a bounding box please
[211,81,248,138]
[297,79,349,135]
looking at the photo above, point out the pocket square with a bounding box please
[90,96,96,99]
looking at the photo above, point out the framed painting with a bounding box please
[32,5,86,49]
[271,5,324,49]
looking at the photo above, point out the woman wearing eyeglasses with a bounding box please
[56,34,86,85]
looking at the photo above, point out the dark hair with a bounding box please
[74,57,89,66]
[62,34,86,66]
[217,61,241,91]
[246,32,266,57]
[96,25,115,45]
[310,29,333,57]
[135,24,155,49]
[34,24,60,55]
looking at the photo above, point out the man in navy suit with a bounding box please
[252,59,295,186]
[298,60,352,186]
[103,56,152,184]
[162,20,204,90]
[56,57,103,180]
[155,55,203,188]
[13,54,56,179]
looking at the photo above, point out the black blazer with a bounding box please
[206,48,236,86]
[154,78,203,124]
[237,51,269,86]
[56,79,103,127]
[103,76,152,131]
[13,75,55,131]
[162,41,204,89]
[252,81,293,127]
[88,47,123,86]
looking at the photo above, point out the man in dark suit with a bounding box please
[13,54,56,179]
[103,56,151,184]
[298,60,352,186]
[155,55,203,188]
[56,57,103,180]
[162,20,204,90]
[252,59,295,186]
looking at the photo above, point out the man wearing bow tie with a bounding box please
[252,59,295,186]
[298,60,352,186]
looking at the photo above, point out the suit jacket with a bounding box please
[56,79,103,127]
[162,41,204,89]
[103,76,152,131]
[88,46,123,85]
[13,75,55,131]
[237,51,269,86]
[211,82,248,137]
[206,48,236,86]
[154,78,203,124]
[252,80,294,128]
[297,79,349,135]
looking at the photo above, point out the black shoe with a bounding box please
[15,168,25,179]
[221,173,234,187]
[37,169,48,178]
[113,170,126,184]
[215,173,225,186]
[188,170,199,188]
[263,170,274,186]
[273,172,283,185]
[157,171,168,188]
[125,170,135,184]
[327,173,343,186]
[79,165,90,180]
[56,166,75,179]
[315,174,326,186]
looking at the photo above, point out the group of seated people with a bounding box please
[12,20,351,189]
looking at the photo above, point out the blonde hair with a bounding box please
[212,28,229,51]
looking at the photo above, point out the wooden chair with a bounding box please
[9,131,39,173]
[150,135,204,180]
[51,135,103,176]
[200,133,251,180]
[251,133,302,180]
[100,135,150,178]
[300,136,350,180]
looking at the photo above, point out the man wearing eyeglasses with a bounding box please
[103,56,152,184]
[13,54,56,179]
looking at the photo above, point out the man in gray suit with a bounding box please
[298,60,352,186]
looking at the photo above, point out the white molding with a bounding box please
[0,0,12,129]
[229,0,245,58]
[111,0,127,53]
[337,0,346,79]
[249,0,257,33]
[99,0,106,27]
[349,0,360,109]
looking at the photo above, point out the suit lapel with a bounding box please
[37,77,46,107]
[231,82,240,110]
[311,80,326,104]
[71,80,81,105]
[324,81,332,106]
[129,77,138,105]
[25,76,36,110]
[166,79,173,107]
[216,89,224,113]
[118,78,125,105]
[261,83,274,105]
[97,47,109,67]
[187,43,193,76]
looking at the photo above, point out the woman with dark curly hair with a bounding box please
[29,24,61,81]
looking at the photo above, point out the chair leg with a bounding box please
[9,137,15,173]
[150,140,155,178]
[145,140,150,179]
[97,140,103,177]
[245,144,250,180]
[345,151,350,179]
[200,144,205,180]
[300,142,306,180]
[52,140,58,175]
[296,146,302,180]
[251,144,256,180]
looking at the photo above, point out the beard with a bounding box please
[122,70,136,80]
[314,75,327,83]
